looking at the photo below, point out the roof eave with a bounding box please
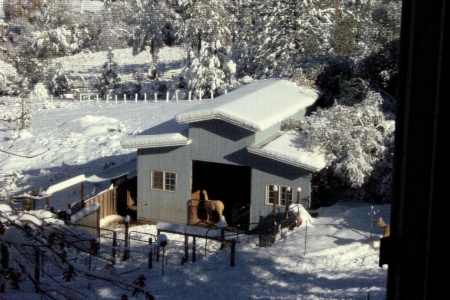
[121,138,192,149]
[247,146,324,172]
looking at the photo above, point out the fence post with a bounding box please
[304,221,308,256]
[148,247,153,269]
[220,229,225,249]
[115,95,117,103]
[34,249,40,287]
[123,215,130,261]
[272,185,278,244]
[259,211,264,246]
[230,239,236,267]
[166,92,169,102]
[148,238,153,269]
[154,93,158,102]
[144,93,147,102]
[296,187,301,204]
[135,93,138,102]
[112,231,117,265]
[285,187,291,220]
[210,90,213,99]
[124,94,127,103]
[176,90,179,101]
[192,236,196,263]
[188,91,191,102]
[96,94,99,103]
[184,234,188,263]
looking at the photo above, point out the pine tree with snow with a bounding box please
[95,48,121,98]
[177,0,237,96]
[128,0,177,78]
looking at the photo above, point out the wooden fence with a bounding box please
[83,188,117,220]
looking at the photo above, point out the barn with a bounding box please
[121,78,325,230]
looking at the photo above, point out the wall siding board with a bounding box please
[137,146,191,224]
[189,120,255,165]
[249,156,312,225]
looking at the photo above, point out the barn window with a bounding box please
[151,171,176,191]
[265,184,292,206]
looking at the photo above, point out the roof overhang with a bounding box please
[121,133,191,149]
[248,131,326,172]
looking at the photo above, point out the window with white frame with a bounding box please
[265,184,292,206]
[151,170,176,191]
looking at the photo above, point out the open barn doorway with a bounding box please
[191,160,251,227]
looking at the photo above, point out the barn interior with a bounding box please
[191,160,251,227]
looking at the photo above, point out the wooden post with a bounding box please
[285,187,291,219]
[188,91,192,102]
[115,95,117,103]
[156,246,160,262]
[166,92,169,102]
[192,236,196,262]
[124,94,127,103]
[184,234,189,263]
[296,187,301,204]
[144,93,147,102]
[272,185,278,244]
[112,231,117,265]
[135,93,138,102]
[148,248,153,269]
[154,93,158,102]
[258,212,264,246]
[148,237,153,269]
[304,221,308,256]
[230,239,236,267]
[81,182,85,208]
[123,215,130,261]
[34,249,40,291]
[220,229,225,249]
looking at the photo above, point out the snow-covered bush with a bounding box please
[297,88,394,205]
[30,82,49,99]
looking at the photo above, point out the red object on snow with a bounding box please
[296,215,303,227]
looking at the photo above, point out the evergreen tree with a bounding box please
[177,0,237,96]
[95,48,121,98]
[128,0,177,77]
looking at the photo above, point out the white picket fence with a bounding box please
[1,89,222,105]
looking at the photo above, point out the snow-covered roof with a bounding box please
[248,130,326,172]
[121,133,191,149]
[71,202,100,223]
[175,79,318,132]
[86,158,136,182]
[42,174,86,196]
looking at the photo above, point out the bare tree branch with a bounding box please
[0,148,51,158]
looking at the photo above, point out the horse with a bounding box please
[376,217,390,237]
[202,190,225,222]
